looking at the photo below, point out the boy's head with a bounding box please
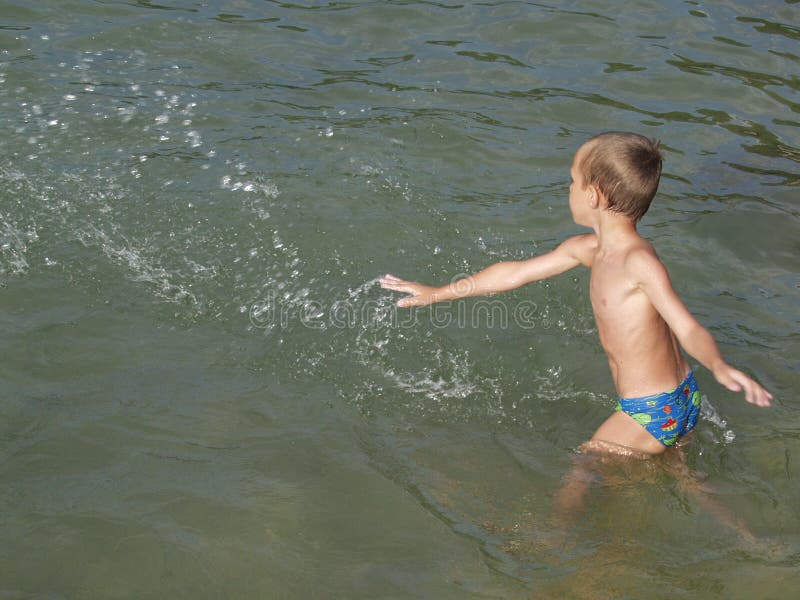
[577,132,663,222]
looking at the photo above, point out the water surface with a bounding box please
[1,1,799,598]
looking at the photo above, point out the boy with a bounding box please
[380,131,772,458]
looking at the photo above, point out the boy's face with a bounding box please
[569,146,594,226]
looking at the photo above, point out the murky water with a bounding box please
[1,1,798,598]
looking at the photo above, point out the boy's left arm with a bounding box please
[629,249,772,407]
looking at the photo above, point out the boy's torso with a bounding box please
[581,234,688,398]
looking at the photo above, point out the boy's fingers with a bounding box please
[742,381,758,406]
[380,275,413,290]
[398,296,423,307]
[384,283,416,295]
[745,386,755,405]
[756,388,772,407]
[380,279,408,291]
[381,274,408,285]
[746,377,772,407]
[721,370,772,407]
[743,380,772,408]
[379,274,430,306]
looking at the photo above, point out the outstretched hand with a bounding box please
[714,364,773,408]
[379,274,439,307]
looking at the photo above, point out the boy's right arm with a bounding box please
[380,234,594,307]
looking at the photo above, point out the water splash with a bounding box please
[700,396,736,444]
[0,217,37,277]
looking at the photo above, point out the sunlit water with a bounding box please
[1,1,798,598]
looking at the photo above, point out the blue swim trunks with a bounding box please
[615,371,702,446]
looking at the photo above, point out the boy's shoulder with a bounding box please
[620,237,672,288]
[558,233,599,267]
[621,236,660,267]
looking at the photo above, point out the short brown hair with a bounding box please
[578,132,663,222]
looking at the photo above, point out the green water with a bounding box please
[1,1,798,597]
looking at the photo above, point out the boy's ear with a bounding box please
[590,185,607,209]
[588,185,600,208]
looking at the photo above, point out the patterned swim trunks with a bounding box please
[615,371,702,446]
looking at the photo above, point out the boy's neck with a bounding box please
[592,212,640,249]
